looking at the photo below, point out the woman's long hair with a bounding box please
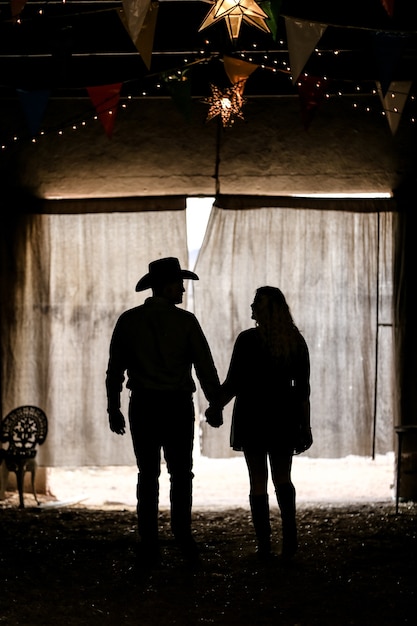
[254,286,301,360]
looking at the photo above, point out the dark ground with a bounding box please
[0,498,416,626]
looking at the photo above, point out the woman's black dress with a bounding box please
[222,328,310,452]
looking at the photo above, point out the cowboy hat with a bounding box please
[135,257,199,291]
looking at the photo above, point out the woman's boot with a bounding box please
[276,482,298,559]
[249,494,272,559]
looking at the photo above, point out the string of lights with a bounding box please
[1,72,414,151]
[0,1,416,146]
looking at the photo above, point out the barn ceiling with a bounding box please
[0,0,416,95]
[0,1,416,201]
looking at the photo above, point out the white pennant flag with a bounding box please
[376,80,412,135]
[285,17,327,85]
[122,0,151,41]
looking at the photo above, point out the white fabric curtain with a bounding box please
[193,202,395,459]
[1,209,188,466]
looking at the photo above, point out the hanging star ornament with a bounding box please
[203,83,247,127]
[199,0,271,41]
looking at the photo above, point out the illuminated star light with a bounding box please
[199,0,271,41]
[203,83,247,127]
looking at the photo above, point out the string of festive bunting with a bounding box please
[2,80,415,151]
[4,0,416,96]
[2,1,416,146]
[5,0,416,34]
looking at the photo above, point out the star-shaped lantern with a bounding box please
[199,0,271,41]
[203,82,247,127]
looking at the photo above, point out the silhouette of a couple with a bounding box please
[106,257,312,567]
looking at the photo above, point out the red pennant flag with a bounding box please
[381,0,395,17]
[297,74,326,130]
[10,0,27,18]
[86,83,122,138]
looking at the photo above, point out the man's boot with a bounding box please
[136,473,160,567]
[276,482,298,559]
[249,494,272,559]
[170,476,199,565]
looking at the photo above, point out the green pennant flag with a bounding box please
[261,0,283,41]
[162,70,193,122]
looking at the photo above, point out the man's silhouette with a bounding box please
[106,257,222,566]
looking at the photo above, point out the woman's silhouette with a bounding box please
[208,286,312,559]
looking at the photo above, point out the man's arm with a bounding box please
[189,318,224,427]
[106,318,127,436]
[190,319,221,402]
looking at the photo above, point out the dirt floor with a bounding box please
[1,456,416,625]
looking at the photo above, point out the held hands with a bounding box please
[205,405,223,428]
[205,386,230,428]
[108,408,126,435]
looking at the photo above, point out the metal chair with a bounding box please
[0,406,48,508]
[394,424,417,514]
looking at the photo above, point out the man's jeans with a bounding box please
[129,389,195,543]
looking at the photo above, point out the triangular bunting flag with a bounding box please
[381,0,395,17]
[135,2,158,70]
[121,0,151,42]
[376,80,412,135]
[285,17,327,85]
[16,88,50,137]
[162,70,193,122]
[297,74,326,130]
[10,0,28,18]
[118,1,158,70]
[223,55,259,87]
[260,0,283,41]
[372,31,410,96]
[86,83,122,138]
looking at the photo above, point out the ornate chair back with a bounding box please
[0,406,48,508]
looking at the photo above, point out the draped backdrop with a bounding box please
[1,197,396,464]
[193,199,395,459]
[0,206,189,466]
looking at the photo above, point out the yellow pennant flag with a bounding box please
[223,55,259,87]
